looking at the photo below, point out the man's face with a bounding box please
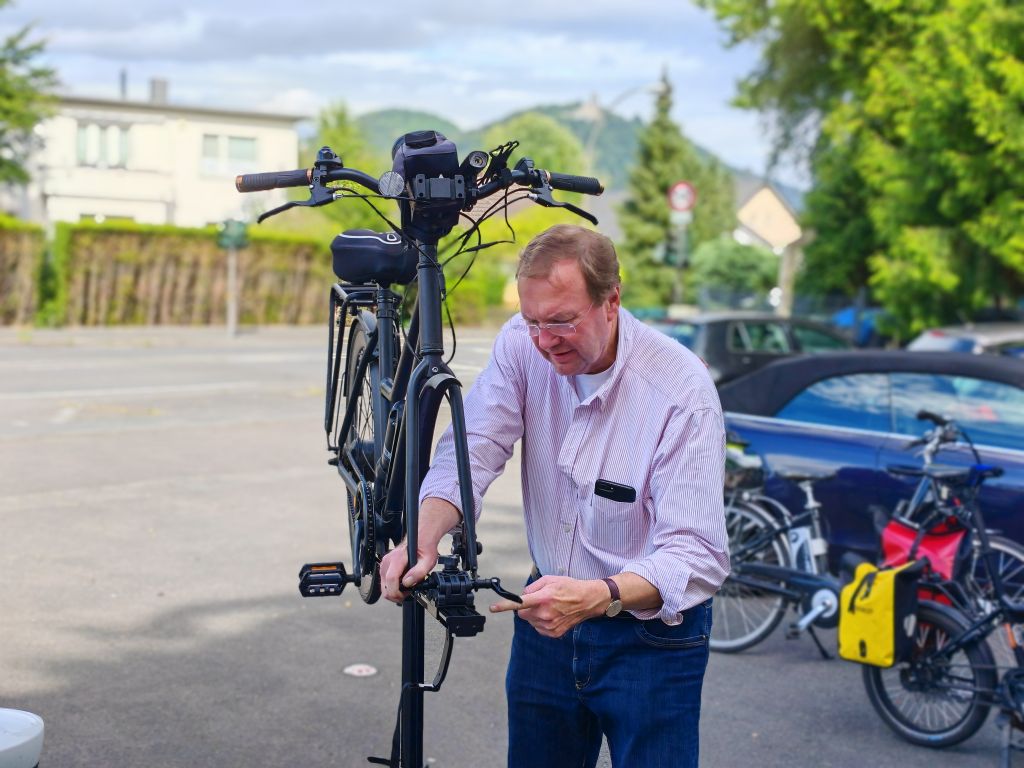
[517,259,620,376]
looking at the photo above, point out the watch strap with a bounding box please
[602,577,620,603]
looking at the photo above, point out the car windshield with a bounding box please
[791,324,849,352]
[651,322,698,349]
[891,373,1024,451]
[908,332,976,353]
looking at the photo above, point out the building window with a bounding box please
[200,134,259,176]
[228,136,257,163]
[76,123,129,168]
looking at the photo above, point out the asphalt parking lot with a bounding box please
[0,325,1006,767]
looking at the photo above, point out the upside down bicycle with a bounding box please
[236,131,603,767]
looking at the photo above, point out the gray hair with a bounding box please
[516,224,621,303]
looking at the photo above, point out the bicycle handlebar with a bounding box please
[236,164,601,199]
[545,171,604,195]
[916,409,950,426]
[236,167,382,195]
[235,168,311,193]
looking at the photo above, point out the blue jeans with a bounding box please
[506,596,712,768]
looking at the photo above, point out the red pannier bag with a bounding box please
[880,516,969,604]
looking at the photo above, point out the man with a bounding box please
[380,224,728,767]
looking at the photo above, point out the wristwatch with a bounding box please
[602,577,623,617]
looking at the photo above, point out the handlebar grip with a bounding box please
[235,169,311,193]
[546,172,604,196]
[916,409,949,426]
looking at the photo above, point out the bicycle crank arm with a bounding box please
[298,561,357,597]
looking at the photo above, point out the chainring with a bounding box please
[351,481,382,604]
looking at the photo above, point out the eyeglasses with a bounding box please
[523,303,595,338]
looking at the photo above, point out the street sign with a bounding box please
[217,219,248,250]
[667,180,697,213]
[670,209,693,226]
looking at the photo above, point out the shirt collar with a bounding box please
[575,307,635,410]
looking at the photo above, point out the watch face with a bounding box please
[605,599,623,617]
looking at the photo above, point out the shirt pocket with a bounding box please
[584,490,642,553]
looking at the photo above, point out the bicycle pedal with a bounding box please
[785,623,801,639]
[298,561,353,597]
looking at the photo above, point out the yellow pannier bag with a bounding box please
[838,559,927,667]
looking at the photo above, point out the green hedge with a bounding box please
[1,215,516,327]
[0,214,45,325]
[39,220,331,326]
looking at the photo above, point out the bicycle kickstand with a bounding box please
[806,625,833,660]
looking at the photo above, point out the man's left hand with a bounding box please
[490,576,607,638]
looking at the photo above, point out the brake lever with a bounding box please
[256,200,299,223]
[256,146,343,223]
[528,186,598,225]
[481,577,523,604]
[256,183,337,224]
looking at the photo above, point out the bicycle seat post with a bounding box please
[798,480,821,513]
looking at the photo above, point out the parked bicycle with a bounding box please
[878,411,1024,617]
[860,413,1024,763]
[712,438,840,655]
[714,412,1024,659]
[236,133,603,767]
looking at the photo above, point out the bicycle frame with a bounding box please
[238,136,605,768]
[893,496,1024,710]
[324,242,484,767]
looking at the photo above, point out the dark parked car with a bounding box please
[908,322,1024,358]
[718,351,1024,566]
[649,311,850,384]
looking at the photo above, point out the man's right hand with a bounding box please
[379,497,462,604]
[380,539,440,604]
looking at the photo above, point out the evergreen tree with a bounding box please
[618,72,735,308]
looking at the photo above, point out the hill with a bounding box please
[355,103,804,207]
[355,109,464,155]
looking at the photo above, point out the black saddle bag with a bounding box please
[330,229,417,285]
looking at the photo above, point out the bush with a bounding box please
[0,214,45,325]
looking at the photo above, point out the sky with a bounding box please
[7,1,802,185]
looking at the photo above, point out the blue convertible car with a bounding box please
[718,351,1024,566]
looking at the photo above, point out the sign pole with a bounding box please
[217,219,248,338]
[227,245,238,338]
[667,181,697,307]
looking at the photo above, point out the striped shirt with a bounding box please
[420,308,729,624]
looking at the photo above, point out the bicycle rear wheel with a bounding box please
[965,535,1024,668]
[862,601,995,748]
[711,499,792,653]
[343,321,386,604]
[966,535,1024,604]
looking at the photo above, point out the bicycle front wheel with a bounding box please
[862,600,995,748]
[711,499,792,653]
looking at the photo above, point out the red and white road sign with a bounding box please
[667,180,697,212]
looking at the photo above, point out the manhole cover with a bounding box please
[343,663,378,678]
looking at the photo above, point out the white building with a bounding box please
[13,82,305,228]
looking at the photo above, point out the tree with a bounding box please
[702,0,1024,338]
[297,103,387,234]
[796,135,878,297]
[483,112,587,181]
[0,10,57,184]
[617,71,736,307]
[688,236,777,303]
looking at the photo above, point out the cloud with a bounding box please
[4,1,803,182]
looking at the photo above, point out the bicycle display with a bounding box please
[236,131,603,767]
